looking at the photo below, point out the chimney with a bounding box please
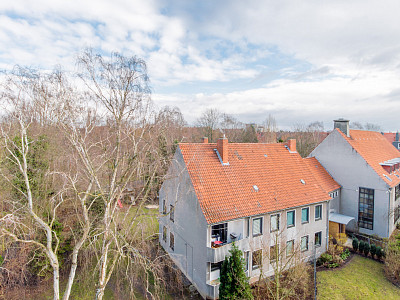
[217,136,228,164]
[202,137,208,143]
[287,139,296,153]
[334,118,350,137]
[396,132,399,142]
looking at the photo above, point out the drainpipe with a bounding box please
[388,187,391,238]
[326,201,329,251]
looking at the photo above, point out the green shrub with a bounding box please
[364,243,370,256]
[352,238,359,251]
[317,253,333,266]
[376,246,385,260]
[340,248,351,260]
[359,240,365,253]
[370,244,377,258]
[327,262,339,268]
[0,254,3,266]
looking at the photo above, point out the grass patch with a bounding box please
[317,255,400,299]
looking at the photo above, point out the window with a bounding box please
[270,214,279,232]
[358,187,374,230]
[252,250,262,270]
[253,217,263,236]
[162,200,166,214]
[301,235,309,251]
[315,232,322,247]
[170,232,174,251]
[286,240,294,256]
[163,226,167,242]
[396,185,400,201]
[270,245,279,262]
[287,210,295,228]
[245,217,250,238]
[212,223,228,244]
[170,205,174,222]
[315,205,322,220]
[301,207,309,224]
[211,261,222,272]
[394,205,400,224]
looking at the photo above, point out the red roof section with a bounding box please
[179,142,332,224]
[383,132,396,144]
[304,157,341,194]
[336,129,400,187]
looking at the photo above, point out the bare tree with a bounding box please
[0,67,95,300]
[220,113,245,142]
[261,114,278,143]
[196,108,221,142]
[350,122,381,131]
[350,122,364,130]
[74,49,162,300]
[0,70,63,300]
[291,121,325,157]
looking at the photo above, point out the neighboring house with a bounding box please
[310,119,400,239]
[383,132,400,151]
[159,137,337,299]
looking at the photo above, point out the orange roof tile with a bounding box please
[336,129,400,188]
[179,142,332,224]
[303,157,341,194]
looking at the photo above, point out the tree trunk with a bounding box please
[53,266,60,300]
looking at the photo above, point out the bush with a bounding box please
[376,246,384,260]
[317,253,333,266]
[352,238,359,252]
[359,240,365,253]
[340,248,351,260]
[363,243,370,256]
[370,244,377,258]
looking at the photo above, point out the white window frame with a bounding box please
[270,214,280,232]
[253,217,263,237]
[301,207,309,224]
[301,235,309,252]
[287,210,295,228]
[315,204,322,221]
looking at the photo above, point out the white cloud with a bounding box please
[2,1,400,129]
[154,65,400,131]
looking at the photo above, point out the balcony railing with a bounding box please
[207,238,249,263]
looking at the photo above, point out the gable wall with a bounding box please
[159,147,210,298]
[310,130,391,237]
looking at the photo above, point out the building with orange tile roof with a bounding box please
[383,132,400,151]
[159,137,338,299]
[311,119,400,239]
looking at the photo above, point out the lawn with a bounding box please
[317,255,400,299]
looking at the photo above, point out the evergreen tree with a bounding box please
[219,242,253,300]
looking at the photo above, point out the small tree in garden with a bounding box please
[363,243,370,257]
[352,238,359,252]
[370,244,377,258]
[376,246,384,260]
[359,240,365,253]
[219,242,253,300]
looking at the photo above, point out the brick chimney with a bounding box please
[287,139,296,153]
[202,137,208,143]
[334,118,350,137]
[217,136,228,164]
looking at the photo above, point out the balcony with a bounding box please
[207,237,249,263]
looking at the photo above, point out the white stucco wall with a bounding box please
[310,130,392,237]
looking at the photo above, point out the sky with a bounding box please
[1,0,400,131]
